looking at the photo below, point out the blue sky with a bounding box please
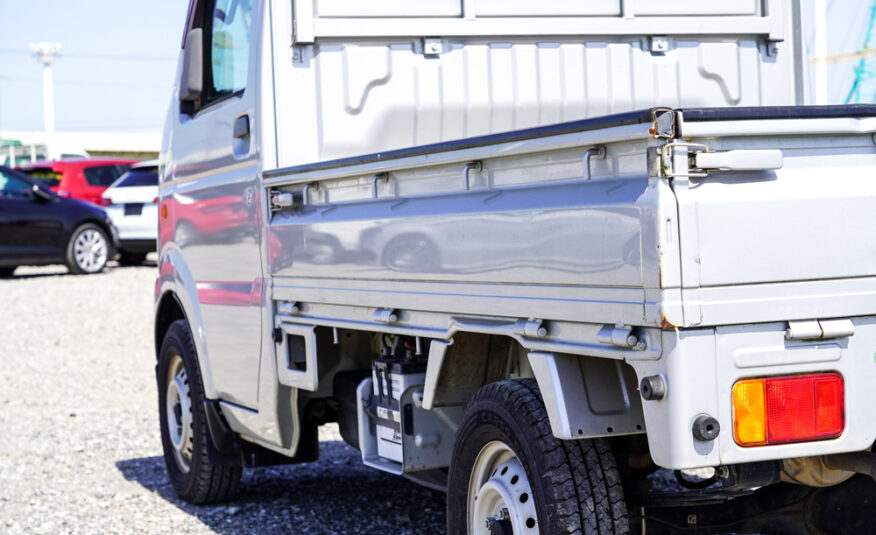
[0,1,872,136]
[0,0,188,133]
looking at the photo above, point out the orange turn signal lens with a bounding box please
[160,204,168,219]
[733,379,767,446]
[732,373,844,447]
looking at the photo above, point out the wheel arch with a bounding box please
[155,291,187,360]
[422,334,646,441]
[71,216,116,254]
[154,247,217,399]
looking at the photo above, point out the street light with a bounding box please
[29,42,62,159]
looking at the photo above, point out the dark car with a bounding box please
[0,166,118,276]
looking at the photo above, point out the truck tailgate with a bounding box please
[670,107,876,326]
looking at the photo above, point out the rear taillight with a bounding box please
[732,373,844,447]
[152,197,159,204]
[100,198,113,207]
[58,190,71,198]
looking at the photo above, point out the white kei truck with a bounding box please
[155,0,876,533]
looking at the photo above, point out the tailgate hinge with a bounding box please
[658,142,783,179]
[786,319,855,341]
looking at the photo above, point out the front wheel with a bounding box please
[447,379,629,534]
[66,223,109,274]
[158,319,241,503]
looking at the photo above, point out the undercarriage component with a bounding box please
[781,456,856,487]
[822,450,876,482]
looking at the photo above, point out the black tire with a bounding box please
[158,319,241,503]
[118,251,148,266]
[447,379,629,535]
[0,266,16,277]
[66,223,109,274]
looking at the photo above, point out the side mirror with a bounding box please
[179,28,203,103]
[31,184,54,202]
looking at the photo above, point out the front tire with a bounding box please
[66,223,109,274]
[158,319,241,503]
[447,379,629,534]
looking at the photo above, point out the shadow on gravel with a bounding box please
[1,261,157,280]
[117,441,446,535]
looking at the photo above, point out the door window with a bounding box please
[209,0,252,100]
[116,167,159,187]
[83,165,127,187]
[0,170,34,199]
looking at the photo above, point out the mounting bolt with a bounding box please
[424,38,443,56]
[692,415,721,442]
[640,375,666,401]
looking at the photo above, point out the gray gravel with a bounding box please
[0,263,445,534]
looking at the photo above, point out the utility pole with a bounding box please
[29,42,62,159]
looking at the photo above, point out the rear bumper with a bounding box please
[626,317,876,470]
[119,239,156,253]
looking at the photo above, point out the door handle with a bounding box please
[233,115,250,139]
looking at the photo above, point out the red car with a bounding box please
[18,158,135,205]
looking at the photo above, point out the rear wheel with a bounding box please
[66,223,109,274]
[447,379,629,534]
[118,251,147,266]
[158,319,241,503]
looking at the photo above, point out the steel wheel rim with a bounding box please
[165,354,193,473]
[73,229,107,272]
[468,441,539,534]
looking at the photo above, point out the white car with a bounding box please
[101,160,157,265]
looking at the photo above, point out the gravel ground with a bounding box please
[0,262,445,534]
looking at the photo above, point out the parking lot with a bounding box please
[0,263,445,534]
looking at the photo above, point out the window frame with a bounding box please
[184,0,252,115]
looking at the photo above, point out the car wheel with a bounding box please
[0,266,16,278]
[118,251,148,266]
[66,223,109,274]
[158,319,241,503]
[381,234,440,272]
[446,379,629,535]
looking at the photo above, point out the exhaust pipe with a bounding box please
[823,451,876,482]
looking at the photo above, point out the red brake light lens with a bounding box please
[733,373,844,447]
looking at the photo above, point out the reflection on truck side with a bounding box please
[268,177,646,286]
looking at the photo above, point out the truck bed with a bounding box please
[264,105,876,331]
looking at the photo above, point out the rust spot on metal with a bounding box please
[660,314,676,329]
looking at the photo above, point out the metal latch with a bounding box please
[786,319,855,341]
[597,324,645,350]
[660,142,783,178]
[512,318,548,338]
[270,190,303,212]
[373,308,399,323]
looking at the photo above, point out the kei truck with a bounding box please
[155,0,876,532]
